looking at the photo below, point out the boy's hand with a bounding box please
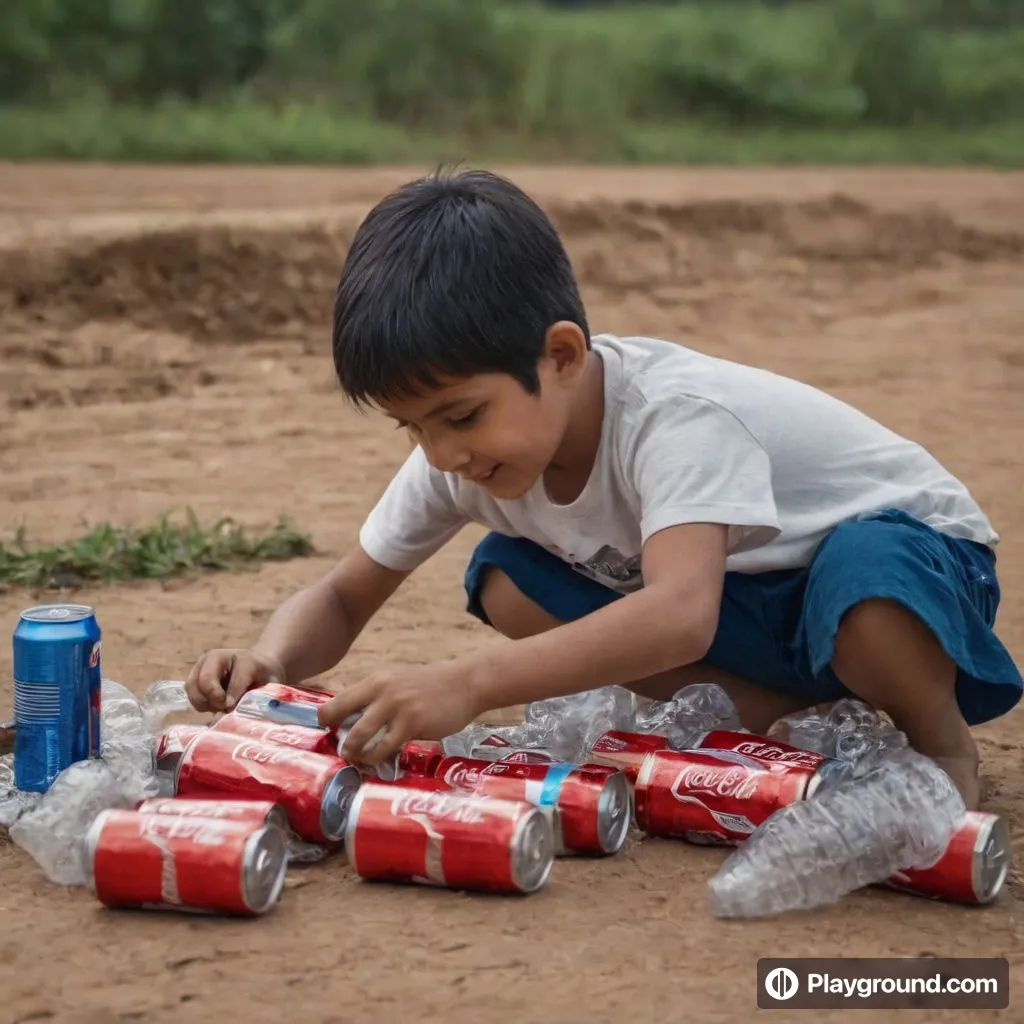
[317,662,481,766]
[186,648,286,713]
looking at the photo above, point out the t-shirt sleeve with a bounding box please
[358,446,470,572]
[629,397,781,553]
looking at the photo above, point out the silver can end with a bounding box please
[320,765,363,841]
[240,824,289,915]
[973,814,1012,904]
[595,771,633,855]
[509,806,556,894]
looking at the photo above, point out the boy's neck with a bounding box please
[543,350,605,504]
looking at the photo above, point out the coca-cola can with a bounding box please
[175,729,360,844]
[695,730,850,791]
[345,781,554,894]
[588,730,670,782]
[86,808,288,916]
[497,749,557,765]
[136,796,289,835]
[211,711,340,757]
[885,811,1011,905]
[634,748,818,845]
[436,756,631,856]
[397,740,444,777]
[155,723,207,773]
[239,681,336,707]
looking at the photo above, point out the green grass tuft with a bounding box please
[0,510,315,591]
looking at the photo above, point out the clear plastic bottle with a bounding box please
[632,682,743,748]
[707,746,967,918]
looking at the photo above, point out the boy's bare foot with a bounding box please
[929,749,981,812]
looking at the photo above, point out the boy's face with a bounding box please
[377,324,588,500]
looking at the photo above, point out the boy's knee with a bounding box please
[833,598,902,659]
[478,567,560,639]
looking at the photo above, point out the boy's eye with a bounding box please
[449,408,481,430]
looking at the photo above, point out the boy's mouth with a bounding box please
[471,464,501,484]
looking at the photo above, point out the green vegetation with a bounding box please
[1,0,1023,164]
[0,512,315,590]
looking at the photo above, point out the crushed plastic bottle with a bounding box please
[141,678,193,733]
[633,682,743,749]
[0,753,39,828]
[707,746,967,918]
[769,698,908,771]
[5,678,187,883]
[522,686,637,763]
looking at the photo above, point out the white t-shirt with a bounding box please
[359,334,997,592]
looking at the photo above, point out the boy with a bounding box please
[185,168,1021,810]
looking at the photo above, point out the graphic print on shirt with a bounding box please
[571,544,643,592]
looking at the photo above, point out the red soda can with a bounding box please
[436,756,631,856]
[634,748,824,845]
[239,682,335,707]
[211,711,340,757]
[345,781,554,894]
[136,796,289,834]
[397,740,444,777]
[498,749,556,765]
[885,811,1011,905]
[589,730,670,782]
[155,723,207,773]
[86,808,288,916]
[697,730,835,772]
[175,729,360,844]
[695,730,851,793]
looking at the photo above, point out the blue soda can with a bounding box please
[12,604,102,792]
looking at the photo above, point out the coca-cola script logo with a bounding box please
[140,815,233,846]
[389,790,488,824]
[731,740,821,768]
[670,762,761,803]
[592,735,627,753]
[230,739,319,769]
[442,762,482,790]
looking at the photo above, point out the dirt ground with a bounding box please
[1,163,1023,1024]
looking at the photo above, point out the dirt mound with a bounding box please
[0,194,1020,348]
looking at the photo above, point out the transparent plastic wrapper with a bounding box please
[10,758,136,885]
[633,683,743,749]
[141,679,193,734]
[0,753,39,828]
[520,686,638,763]
[769,698,908,770]
[707,747,967,918]
[7,678,185,884]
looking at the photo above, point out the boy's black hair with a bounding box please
[332,166,590,408]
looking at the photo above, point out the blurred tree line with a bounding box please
[1,0,1022,131]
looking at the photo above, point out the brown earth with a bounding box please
[1,162,1023,1024]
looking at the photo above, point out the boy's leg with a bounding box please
[799,510,1023,811]
[471,540,814,734]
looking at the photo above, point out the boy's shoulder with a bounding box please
[594,332,761,415]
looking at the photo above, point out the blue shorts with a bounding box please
[464,508,1022,727]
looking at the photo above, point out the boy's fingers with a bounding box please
[318,682,376,730]
[224,655,261,709]
[338,701,392,764]
[196,653,233,711]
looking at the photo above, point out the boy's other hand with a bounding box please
[317,662,480,766]
[185,648,286,713]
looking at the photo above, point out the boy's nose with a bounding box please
[424,437,470,474]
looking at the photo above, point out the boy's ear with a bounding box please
[542,321,588,379]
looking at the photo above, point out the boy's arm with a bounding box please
[322,521,729,762]
[469,520,728,709]
[252,545,410,686]
[187,545,408,711]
